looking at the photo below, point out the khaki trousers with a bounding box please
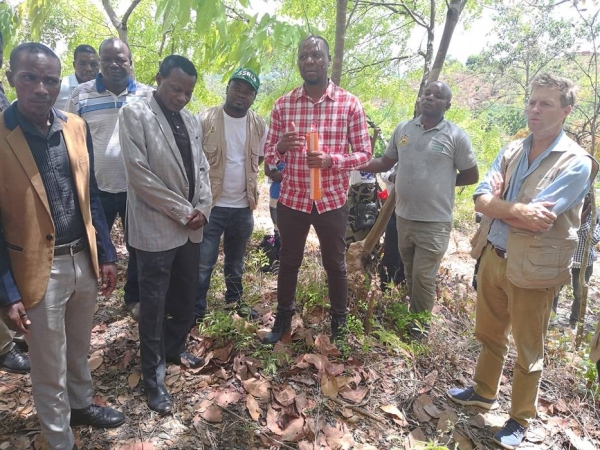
[26,249,97,450]
[396,216,451,314]
[0,319,14,356]
[474,244,556,427]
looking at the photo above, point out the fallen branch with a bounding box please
[364,289,377,334]
[327,397,386,423]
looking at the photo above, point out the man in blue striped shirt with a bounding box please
[66,38,153,316]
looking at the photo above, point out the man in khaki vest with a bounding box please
[0,43,124,450]
[193,68,266,322]
[448,73,598,450]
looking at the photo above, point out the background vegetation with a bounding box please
[2,1,598,219]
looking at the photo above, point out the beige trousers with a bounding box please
[396,216,451,314]
[473,244,556,427]
[26,249,97,450]
[0,319,14,356]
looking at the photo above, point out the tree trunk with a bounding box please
[331,0,348,86]
[428,0,467,82]
[413,0,436,117]
[101,0,142,45]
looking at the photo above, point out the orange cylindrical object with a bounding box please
[306,131,322,200]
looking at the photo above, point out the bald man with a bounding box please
[360,81,478,339]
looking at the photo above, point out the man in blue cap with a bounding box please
[194,68,266,322]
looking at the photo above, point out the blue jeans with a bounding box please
[194,206,254,317]
[98,190,139,305]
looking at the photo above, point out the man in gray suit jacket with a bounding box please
[119,55,212,415]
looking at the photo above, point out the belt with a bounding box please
[488,242,507,259]
[54,238,86,256]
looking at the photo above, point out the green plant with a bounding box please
[252,346,292,377]
[578,357,600,392]
[372,327,405,352]
[346,314,364,338]
[387,302,412,332]
[296,264,330,313]
[386,302,431,338]
[422,442,451,450]
[245,248,270,275]
[199,310,255,351]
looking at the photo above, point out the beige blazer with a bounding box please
[119,94,212,252]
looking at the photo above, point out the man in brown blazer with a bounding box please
[119,55,212,415]
[0,43,124,450]
[0,30,30,375]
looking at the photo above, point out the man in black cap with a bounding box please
[194,68,266,322]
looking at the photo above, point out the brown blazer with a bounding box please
[0,110,99,309]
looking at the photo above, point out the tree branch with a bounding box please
[122,0,142,26]
[356,1,427,28]
[101,0,121,29]
[343,55,410,76]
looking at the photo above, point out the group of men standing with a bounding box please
[0,30,271,447]
[0,31,597,450]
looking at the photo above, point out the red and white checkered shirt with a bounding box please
[264,81,372,214]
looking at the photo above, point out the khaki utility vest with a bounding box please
[199,105,265,210]
[471,136,598,289]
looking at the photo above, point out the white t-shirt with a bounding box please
[199,111,266,208]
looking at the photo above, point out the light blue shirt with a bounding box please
[54,74,80,111]
[474,131,592,250]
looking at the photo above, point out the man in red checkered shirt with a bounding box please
[262,35,372,345]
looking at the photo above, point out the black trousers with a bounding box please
[379,213,405,289]
[136,240,199,389]
[276,203,348,319]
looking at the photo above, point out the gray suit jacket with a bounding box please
[119,94,212,252]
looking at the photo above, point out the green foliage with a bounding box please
[577,356,600,392]
[199,310,255,350]
[472,5,576,101]
[280,0,417,89]
[478,103,526,136]
[252,346,292,377]
[421,442,451,450]
[0,3,20,53]
[346,314,364,337]
[295,260,330,313]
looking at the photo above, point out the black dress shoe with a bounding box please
[13,334,28,352]
[70,405,125,428]
[0,346,30,374]
[167,351,204,368]
[146,386,172,414]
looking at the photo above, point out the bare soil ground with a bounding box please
[1,182,599,450]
